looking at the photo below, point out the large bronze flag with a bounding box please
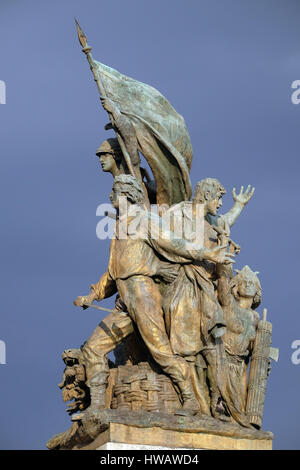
[94,61,193,206]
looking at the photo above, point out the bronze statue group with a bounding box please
[47,31,276,448]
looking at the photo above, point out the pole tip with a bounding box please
[75,18,88,49]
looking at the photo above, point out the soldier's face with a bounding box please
[206,194,223,216]
[99,153,116,173]
[238,278,257,299]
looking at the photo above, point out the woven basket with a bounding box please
[111,362,181,413]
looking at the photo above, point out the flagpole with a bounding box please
[75,19,137,179]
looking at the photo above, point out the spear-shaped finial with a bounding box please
[75,18,88,49]
[75,18,102,93]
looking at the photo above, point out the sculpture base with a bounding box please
[74,410,273,451]
[97,442,193,450]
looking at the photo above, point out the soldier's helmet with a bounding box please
[96,138,122,162]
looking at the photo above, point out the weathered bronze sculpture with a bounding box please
[46,21,278,450]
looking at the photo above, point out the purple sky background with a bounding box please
[0,0,300,449]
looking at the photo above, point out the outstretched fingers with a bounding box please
[232,184,255,203]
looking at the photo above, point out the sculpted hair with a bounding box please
[193,178,226,204]
[112,174,145,205]
[230,265,262,310]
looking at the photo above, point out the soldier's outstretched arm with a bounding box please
[73,271,117,309]
[223,185,255,227]
[146,212,235,265]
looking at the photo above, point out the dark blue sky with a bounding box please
[0,0,299,449]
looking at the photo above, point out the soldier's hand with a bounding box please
[100,96,118,115]
[73,293,96,309]
[203,245,235,265]
[232,185,255,206]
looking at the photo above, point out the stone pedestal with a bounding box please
[97,442,193,450]
[77,410,273,451]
